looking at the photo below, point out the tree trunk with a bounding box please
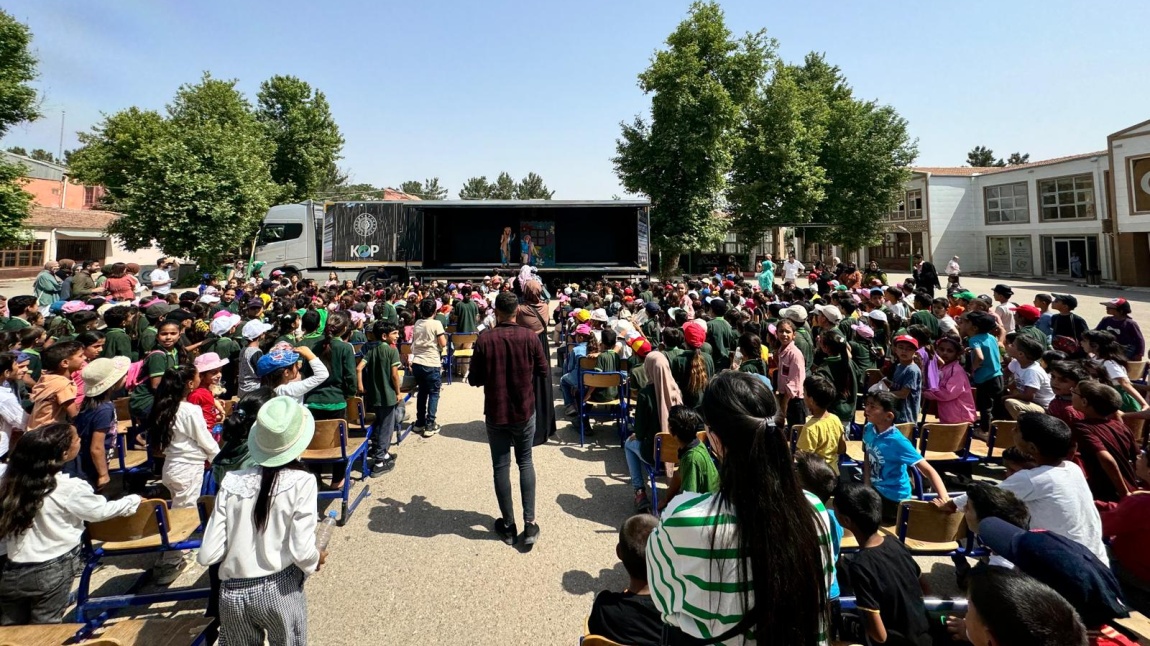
[658,250,682,279]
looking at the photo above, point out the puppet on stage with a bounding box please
[499,227,513,267]
[520,234,539,266]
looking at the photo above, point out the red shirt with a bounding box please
[467,322,548,426]
[1072,417,1137,502]
[1101,492,1150,583]
[187,387,219,430]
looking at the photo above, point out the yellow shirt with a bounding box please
[798,413,844,475]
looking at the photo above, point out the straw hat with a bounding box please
[247,396,316,467]
[81,357,131,397]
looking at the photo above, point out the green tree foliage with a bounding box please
[256,75,344,202]
[513,172,554,199]
[399,178,448,200]
[70,73,278,269]
[967,145,1005,167]
[459,176,491,200]
[1006,152,1030,166]
[613,1,771,273]
[4,146,27,157]
[0,9,41,247]
[489,171,516,200]
[28,148,56,163]
[398,180,422,196]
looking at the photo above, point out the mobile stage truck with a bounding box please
[253,199,651,284]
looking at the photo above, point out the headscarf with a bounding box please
[645,351,682,435]
[522,279,543,305]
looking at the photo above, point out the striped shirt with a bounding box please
[646,490,833,645]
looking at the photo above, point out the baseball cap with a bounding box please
[1052,293,1078,309]
[954,290,976,301]
[780,305,808,323]
[814,304,842,324]
[574,323,592,336]
[574,309,591,323]
[977,518,1127,628]
[892,334,919,350]
[256,344,301,378]
[867,310,888,323]
[165,309,195,323]
[1102,298,1130,311]
[992,283,1014,297]
[210,313,242,337]
[630,338,652,359]
[1010,304,1041,321]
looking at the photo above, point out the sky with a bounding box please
[3,0,1149,200]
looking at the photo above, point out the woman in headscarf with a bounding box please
[515,278,556,445]
[624,351,682,512]
[757,254,775,292]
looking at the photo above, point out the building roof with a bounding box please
[912,150,1108,178]
[383,188,420,200]
[1,151,68,181]
[27,206,121,231]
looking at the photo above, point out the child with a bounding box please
[0,423,141,625]
[1082,329,1148,413]
[0,352,29,458]
[1046,361,1086,430]
[359,321,402,476]
[190,352,229,431]
[656,405,719,512]
[211,389,272,486]
[798,375,845,475]
[559,324,593,416]
[127,319,183,424]
[814,331,857,425]
[991,284,1016,334]
[74,357,131,491]
[237,319,273,396]
[862,391,949,523]
[884,335,922,425]
[29,340,83,429]
[1070,381,1138,503]
[17,326,46,385]
[257,343,329,403]
[965,311,1004,432]
[735,332,767,377]
[198,397,324,645]
[774,319,807,427]
[834,482,932,646]
[1003,335,1055,420]
[586,514,662,646]
[931,297,958,337]
[794,452,842,604]
[922,335,977,425]
[147,365,220,584]
[589,328,621,404]
[100,306,136,361]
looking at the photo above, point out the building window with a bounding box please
[0,240,45,268]
[889,199,906,221]
[83,186,98,208]
[905,190,923,219]
[1041,235,1098,278]
[1038,174,1095,221]
[984,182,1029,224]
[719,232,744,255]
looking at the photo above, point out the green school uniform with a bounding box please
[362,342,401,408]
[299,336,357,411]
[128,348,178,416]
[101,328,136,361]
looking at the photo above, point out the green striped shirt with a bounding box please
[646,490,833,644]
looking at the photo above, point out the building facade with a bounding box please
[864,118,1150,286]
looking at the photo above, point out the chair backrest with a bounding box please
[87,499,165,543]
[583,372,623,389]
[579,356,598,371]
[581,636,625,646]
[864,369,884,389]
[197,495,216,525]
[445,324,457,334]
[919,423,971,453]
[452,333,478,345]
[114,397,131,423]
[307,420,345,451]
[398,343,412,357]
[895,423,917,442]
[900,500,966,544]
[345,396,365,422]
[1127,359,1148,383]
[989,420,1019,451]
[655,432,682,464]
[619,358,630,372]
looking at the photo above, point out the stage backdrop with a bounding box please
[520,220,555,268]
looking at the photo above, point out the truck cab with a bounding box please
[253,203,322,277]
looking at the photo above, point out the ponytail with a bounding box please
[253,461,308,533]
[687,350,708,394]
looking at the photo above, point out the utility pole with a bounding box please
[57,111,66,163]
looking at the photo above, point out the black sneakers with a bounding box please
[523,522,540,546]
[494,518,518,545]
[370,455,396,478]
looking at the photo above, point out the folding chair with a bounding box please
[882,499,973,557]
[645,432,682,514]
[75,500,208,627]
[917,422,977,468]
[111,433,150,477]
[968,419,1017,464]
[577,372,629,447]
[301,419,370,525]
[447,333,478,382]
[345,396,372,436]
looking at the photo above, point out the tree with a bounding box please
[1006,152,1030,166]
[514,172,554,199]
[399,178,448,199]
[70,73,278,269]
[398,180,422,196]
[459,176,491,200]
[28,148,55,163]
[967,145,1005,167]
[613,1,772,274]
[4,146,27,157]
[256,75,344,202]
[489,171,516,200]
[0,9,41,248]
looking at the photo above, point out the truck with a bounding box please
[253,199,651,284]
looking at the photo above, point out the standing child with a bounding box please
[127,320,183,425]
[29,341,84,430]
[964,311,1004,433]
[862,392,950,523]
[0,352,29,458]
[74,357,131,491]
[922,335,977,425]
[257,344,329,403]
[189,353,229,432]
[798,375,846,475]
[147,365,220,584]
[884,335,923,425]
[100,306,136,361]
[0,424,142,625]
[359,321,402,476]
[198,396,323,645]
[237,320,273,396]
[774,319,807,427]
[814,331,857,425]
[655,406,718,512]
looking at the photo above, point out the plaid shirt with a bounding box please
[468,322,548,426]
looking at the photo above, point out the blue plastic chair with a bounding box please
[576,371,630,447]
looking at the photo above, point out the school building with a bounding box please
[0,151,163,278]
[861,117,1150,287]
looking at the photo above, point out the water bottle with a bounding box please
[315,511,337,551]
[211,423,223,442]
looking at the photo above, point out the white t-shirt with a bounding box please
[938,315,958,336]
[1102,360,1127,383]
[411,318,445,368]
[995,302,1016,333]
[164,402,221,466]
[150,267,171,295]
[1011,362,1055,407]
[5,474,140,563]
[782,260,803,281]
[954,462,1108,566]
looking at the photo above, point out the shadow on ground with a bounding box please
[562,562,629,596]
[437,420,490,443]
[367,495,501,542]
[556,477,632,531]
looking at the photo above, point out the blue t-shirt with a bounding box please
[863,422,922,502]
[968,332,1002,384]
[73,401,117,484]
[891,362,922,424]
[827,509,843,599]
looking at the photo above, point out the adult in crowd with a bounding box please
[1095,298,1144,361]
[647,371,832,644]
[945,255,961,287]
[33,261,61,308]
[782,252,804,285]
[469,292,548,547]
[911,253,940,297]
[757,255,774,292]
[624,351,681,512]
[70,260,105,301]
[150,257,176,296]
[515,278,555,445]
[102,263,136,302]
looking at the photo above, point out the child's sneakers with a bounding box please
[370,455,396,478]
[633,489,651,513]
[494,518,518,545]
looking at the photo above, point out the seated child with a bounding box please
[1071,381,1138,503]
[798,375,845,475]
[29,341,84,430]
[1003,335,1055,420]
[794,452,842,602]
[862,392,949,523]
[586,514,663,646]
[834,482,932,646]
[656,406,719,512]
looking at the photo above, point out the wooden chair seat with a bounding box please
[94,616,214,646]
[585,399,622,407]
[302,436,367,461]
[116,419,133,435]
[967,438,1006,459]
[121,450,149,469]
[97,507,201,551]
[578,356,599,370]
[840,527,859,551]
[452,348,474,358]
[0,623,86,646]
[922,450,963,462]
[844,440,865,463]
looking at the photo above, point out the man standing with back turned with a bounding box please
[469,291,548,547]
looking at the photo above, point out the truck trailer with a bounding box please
[253,199,650,284]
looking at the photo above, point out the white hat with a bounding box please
[814,304,843,324]
[210,313,242,337]
[868,310,889,323]
[81,357,131,397]
[247,396,316,467]
[199,294,220,304]
[780,305,808,323]
[590,308,609,323]
[242,319,275,341]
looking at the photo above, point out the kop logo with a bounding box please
[352,244,380,259]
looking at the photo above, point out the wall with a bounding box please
[1111,123,1150,233]
[21,177,104,211]
[925,176,981,269]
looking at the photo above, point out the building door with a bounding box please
[987,236,1033,275]
[56,240,107,263]
[1042,236,1097,278]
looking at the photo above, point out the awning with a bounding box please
[54,229,107,239]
